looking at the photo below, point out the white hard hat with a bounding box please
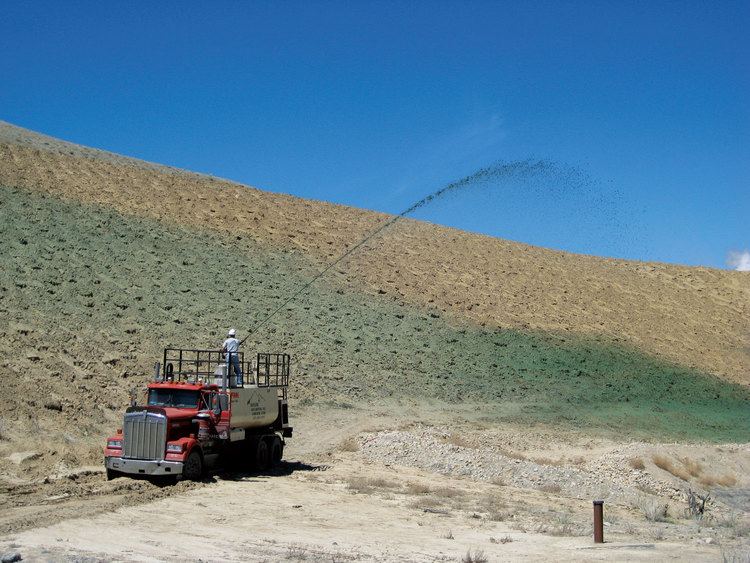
[228,328,236,337]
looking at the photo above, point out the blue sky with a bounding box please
[1,1,748,268]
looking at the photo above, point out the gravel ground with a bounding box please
[359,425,748,512]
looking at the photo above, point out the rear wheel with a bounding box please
[183,450,204,481]
[255,438,270,470]
[270,436,283,466]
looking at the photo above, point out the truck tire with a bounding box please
[106,468,118,481]
[271,436,283,466]
[183,450,204,481]
[255,439,270,470]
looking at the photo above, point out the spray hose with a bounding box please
[239,207,403,345]
[239,160,547,345]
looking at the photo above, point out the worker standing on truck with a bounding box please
[222,328,243,386]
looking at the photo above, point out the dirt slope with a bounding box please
[0,121,748,562]
[2,185,747,453]
[1,120,747,386]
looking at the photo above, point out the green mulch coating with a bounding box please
[2,186,747,443]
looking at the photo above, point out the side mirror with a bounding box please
[211,394,229,417]
[212,395,222,417]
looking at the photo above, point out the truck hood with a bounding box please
[162,407,200,420]
[126,405,200,421]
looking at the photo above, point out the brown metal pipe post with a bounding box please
[593,500,604,543]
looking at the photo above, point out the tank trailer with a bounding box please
[104,348,292,481]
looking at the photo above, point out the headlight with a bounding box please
[166,443,184,453]
[107,439,122,449]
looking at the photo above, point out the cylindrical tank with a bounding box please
[228,387,279,429]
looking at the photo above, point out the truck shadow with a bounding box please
[217,460,329,482]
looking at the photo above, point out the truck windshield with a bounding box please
[148,389,199,408]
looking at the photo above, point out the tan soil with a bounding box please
[1,121,748,385]
[1,407,747,561]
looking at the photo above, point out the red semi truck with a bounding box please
[104,348,292,481]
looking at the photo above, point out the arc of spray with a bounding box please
[240,159,544,345]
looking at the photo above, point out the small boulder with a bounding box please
[1,551,22,563]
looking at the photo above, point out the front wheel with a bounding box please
[106,468,118,481]
[183,450,204,481]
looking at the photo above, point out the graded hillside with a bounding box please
[0,121,748,470]
[1,121,747,387]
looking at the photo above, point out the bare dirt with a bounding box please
[1,407,748,561]
[0,121,748,561]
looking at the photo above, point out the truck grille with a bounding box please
[122,410,167,460]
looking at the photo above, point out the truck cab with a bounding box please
[104,348,292,481]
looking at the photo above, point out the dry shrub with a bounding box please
[570,456,585,465]
[345,479,369,494]
[480,494,508,519]
[717,511,746,535]
[286,545,308,560]
[640,498,669,522]
[487,509,513,522]
[339,436,359,452]
[481,494,507,509]
[346,476,398,494]
[550,513,574,536]
[446,433,474,448]
[367,477,399,489]
[533,457,561,466]
[490,535,514,544]
[637,483,658,496]
[629,457,645,470]
[408,497,441,510]
[491,476,506,486]
[734,521,750,538]
[686,488,710,519]
[405,482,432,495]
[432,486,464,499]
[461,549,488,563]
[680,457,704,477]
[652,454,690,481]
[649,526,665,541]
[499,448,526,461]
[538,483,562,494]
[700,473,737,487]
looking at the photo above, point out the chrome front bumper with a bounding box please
[106,456,183,476]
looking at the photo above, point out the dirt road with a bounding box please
[0,462,720,562]
[2,410,747,562]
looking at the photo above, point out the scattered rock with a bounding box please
[101,354,119,366]
[6,451,41,465]
[44,399,64,411]
[1,551,22,563]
